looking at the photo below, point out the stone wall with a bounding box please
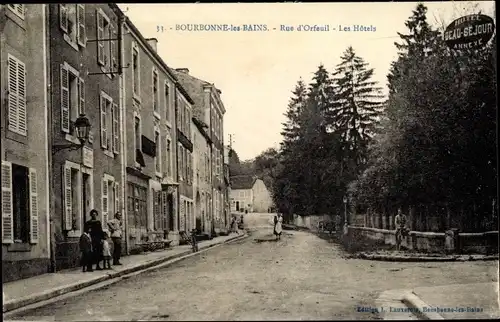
[293,214,331,231]
[346,226,499,254]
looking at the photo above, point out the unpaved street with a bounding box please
[9,214,498,321]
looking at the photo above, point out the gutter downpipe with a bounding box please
[45,5,57,273]
[43,4,56,273]
[174,87,180,238]
[117,11,129,255]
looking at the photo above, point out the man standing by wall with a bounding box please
[107,212,123,265]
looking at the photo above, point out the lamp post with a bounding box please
[52,114,91,153]
[343,195,349,235]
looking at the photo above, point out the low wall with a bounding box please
[293,214,331,231]
[347,226,499,254]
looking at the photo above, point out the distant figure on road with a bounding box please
[239,215,244,230]
[230,216,238,234]
[274,213,283,240]
[335,214,342,232]
[394,208,408,250]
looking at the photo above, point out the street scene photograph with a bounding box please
[1,1,498,321]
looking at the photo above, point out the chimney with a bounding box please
[145,38,158,52]
[176,68,190,74]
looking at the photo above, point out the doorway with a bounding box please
[82,173,91,228]
[236,201,240,212]
[167,193,174,231]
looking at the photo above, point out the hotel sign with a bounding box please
[443,14,495,50]
[82,146,94,168]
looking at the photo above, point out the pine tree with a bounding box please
[301,65,336,215]
[280,79,307,156]
[330,46,385,174]
[273,79,309,216]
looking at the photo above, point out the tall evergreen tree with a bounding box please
[301,65,336,215]
[280,79,307,156]
[330,46,385,175]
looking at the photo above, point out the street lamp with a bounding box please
[343,196,349,235]
[52,114,91,154]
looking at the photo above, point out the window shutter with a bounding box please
[29,168,39,244]
[110,27,117,70]
[77,4,86,47]
[102,179,109,229]
[114,181,120,216]
[97,10,104,65]
[78,77,85,115]
[100,96,107,148]
[112,102,119,153]
[1,161,14,244]
[7,56,18,133]
[59,4,68,32]
[60,64,70,133]
[17,59,27,136]
[63,165,73,231]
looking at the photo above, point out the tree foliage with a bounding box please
[349,4,497,231]
[267,4,496,232]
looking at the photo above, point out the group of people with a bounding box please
[230,215,243,234]
[79,210,123,272]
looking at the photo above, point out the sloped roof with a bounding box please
[230,175,256,190]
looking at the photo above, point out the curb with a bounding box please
[402,292,445,320]
[3,233,247,314]
[353,253,499,262]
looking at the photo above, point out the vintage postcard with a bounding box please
[1,1,498,321]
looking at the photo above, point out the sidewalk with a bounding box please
[3,231,247,314]
[351,250,499,262]
[404,282,500,320]
[376,282,500,320]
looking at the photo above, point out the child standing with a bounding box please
[102,232,112,269]
[79,224,93,272]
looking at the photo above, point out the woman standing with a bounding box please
[86,209,104,270]
[274,213,283,240]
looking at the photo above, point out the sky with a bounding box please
[118,1,495,161]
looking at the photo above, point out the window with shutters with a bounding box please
[62,161,82,237]
[102,174,116,232]
[127,182,148,230]
[99,91,114,155]
[164,82,170,123]
[187,152,192,185]
[178,146,183,181]
[7,55,27,136]
[97,9,113,73]
[59,4,85,49]
[11,165,29,243]
[134,116,142,165]
[111,102,119,154]
[7,4,25,19]
[1,162,39,245]
[132,44,140,96]
[155,129,161,176]
[153,70,160,118]
[60,62,84,136]
[176,97,182,130]
[166,138,171,178]
[153,190,163,231]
